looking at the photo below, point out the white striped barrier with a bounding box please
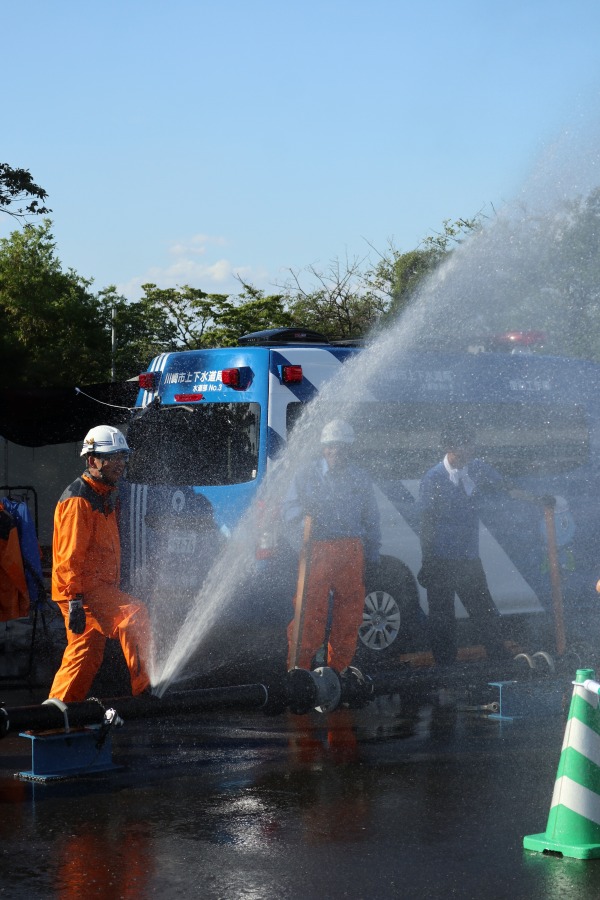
[524,668,600,859]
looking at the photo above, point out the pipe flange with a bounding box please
[312,667,342,713]
[339,666,374,708]
[287,668,319,715]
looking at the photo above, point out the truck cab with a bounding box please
[121,329,420,678]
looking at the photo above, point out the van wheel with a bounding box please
[356,556,422,661]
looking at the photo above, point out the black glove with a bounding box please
[417,559,438,589]
[68,596,86,634]
[540,495,557,508]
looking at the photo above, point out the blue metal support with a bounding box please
[488,679,566,720]
[17,726,121,782]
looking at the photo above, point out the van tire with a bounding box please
[355,555,422,664]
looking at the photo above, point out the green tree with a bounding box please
[278,220,481,341]
[97,287,173,381]
[366,218,481,323]
[204,282,292,346]
[370,246,438,321]
[0,212,491,388]
[421,195,600,360]
[137,283,230,349]
[546,187,600,360]
[283,256,386,340]
[105,282,293,378]
[0,221,107,386]
[97,284,227,380]
[0,163,51,219]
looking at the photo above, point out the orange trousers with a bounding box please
[287,538,365,672]
[49,585,152,702]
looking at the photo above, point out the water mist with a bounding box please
[150,124,600,696]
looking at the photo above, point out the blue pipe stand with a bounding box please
[487,678,566,721]
[15,700,124,782]
[17,725,121,783]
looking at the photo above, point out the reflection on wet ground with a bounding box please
[2,673,600,900]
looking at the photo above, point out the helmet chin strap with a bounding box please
[87,456,113,485]
[96,459,109,483]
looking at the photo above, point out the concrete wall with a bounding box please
[1,437,84,550]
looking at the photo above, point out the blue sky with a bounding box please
[3,1,600,300]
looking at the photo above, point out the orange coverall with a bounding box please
[288,538,366,671]
[49,472,151,702]
[0,503,29,622]
[285,459,380,672]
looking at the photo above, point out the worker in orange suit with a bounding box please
[285,419,380,673]
[48,425,153,702]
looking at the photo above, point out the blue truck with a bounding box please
[121,327,600,679]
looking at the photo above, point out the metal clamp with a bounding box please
[42,698,70,733]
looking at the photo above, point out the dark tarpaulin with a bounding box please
[0,382,139,447]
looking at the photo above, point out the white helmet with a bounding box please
[320,419,355,445]
[80,425,130,457]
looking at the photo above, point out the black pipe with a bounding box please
[0,682,272,738]
[0,658,542,738]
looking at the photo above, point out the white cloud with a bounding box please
[168,233,228,258]
[116,234,270,300]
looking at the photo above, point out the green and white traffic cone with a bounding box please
[524,668,600,859]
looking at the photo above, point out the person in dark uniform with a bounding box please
[418,423,538,666]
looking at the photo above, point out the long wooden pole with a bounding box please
[544,502,566,657]
[289,515,312,669]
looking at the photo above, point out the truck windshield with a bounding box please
[127,403,261,486]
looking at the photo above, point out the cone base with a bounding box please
[524,832,600,860]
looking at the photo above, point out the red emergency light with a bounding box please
[485,330,546,352]
[174,394,203,402]
[501,330,546,346]
[221,367,253,390]
[139,372,159,391]
[281,365,303,384]
[221,368,241,387]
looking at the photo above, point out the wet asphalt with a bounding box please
[2,653,600,900]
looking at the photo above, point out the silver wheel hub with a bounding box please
[359,590,401,650]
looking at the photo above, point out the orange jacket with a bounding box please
[0,504,29,621]
[52,472,122,602]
